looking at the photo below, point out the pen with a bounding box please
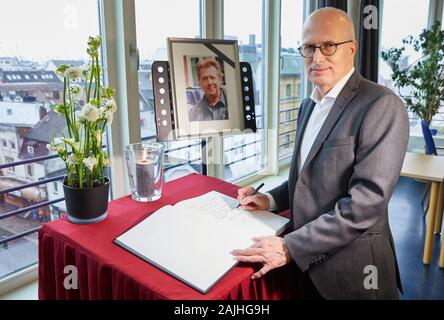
[235,182,265,208]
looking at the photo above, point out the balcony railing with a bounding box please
[0,140,204,246]
[5,107,440,247]
[279,140,295,149]
[278,105,298,157]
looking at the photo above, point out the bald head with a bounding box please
[303,7,355,41]
[301,7,357,97]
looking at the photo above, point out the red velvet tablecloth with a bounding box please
[38,173,302,300]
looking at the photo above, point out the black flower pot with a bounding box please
[63,177,110,224]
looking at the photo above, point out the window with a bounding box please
[0,0,101,281]
[5,156,15,173]
[284,134,290,150]
[27,145,34,154]
[278,0,305,159]
[285,110,291,122]
[53,181,59,193]
[26,164,33,177]
[135,0,204,182]
[135,0,200,140]
[224,0,266,181]
[1,140,7,149]
[379,0,431,152]
[10,141,15,150]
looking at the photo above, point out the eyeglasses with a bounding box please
[298,40,354,58]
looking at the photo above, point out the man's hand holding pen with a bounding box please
[233,183,291,280]
[236,183,270,211]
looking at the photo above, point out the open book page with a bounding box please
[174,191,289,235]
[114,191,289,293]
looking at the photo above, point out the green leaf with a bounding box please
[380,21,444,121]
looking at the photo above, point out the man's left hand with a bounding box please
[231,236,291,280]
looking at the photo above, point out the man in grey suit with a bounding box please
[232,8,409,299]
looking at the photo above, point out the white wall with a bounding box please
[0,102,44,126]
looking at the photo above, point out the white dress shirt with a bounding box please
[266,67,355,211]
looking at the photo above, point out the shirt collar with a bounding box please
[203,87,227,109]
[310,67,355,104]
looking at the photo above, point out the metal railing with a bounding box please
[0,175,65,195]
[279,128,297,136]
[223,134,264,182]
[224,138,262,153]
[0,137,207,246]
[141,135,203,169]
[220,107,295,171]
[279,107,299,114]
[429,107,444,127]
[0,227,41,246]
[6,106,439,248]
[278,105,299,157]
[164,157,202,171]
[0,153,60,170]
[279,118,298,125]
[225,152,261,167]
[279,140,295,149]
[165,142,202,154]
[0,155,67,246]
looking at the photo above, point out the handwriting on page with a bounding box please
[179,191,253,224]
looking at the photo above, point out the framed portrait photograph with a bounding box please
[168,38,244,139]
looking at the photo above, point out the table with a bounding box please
[400,152,444,267]
[38,173,304,300]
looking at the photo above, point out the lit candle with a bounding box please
[136,159,154,197]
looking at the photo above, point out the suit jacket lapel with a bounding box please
[299,71,362,175]
[289,99,315,193]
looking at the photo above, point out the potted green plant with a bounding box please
[381,22,444,126]
[47,36,115,224]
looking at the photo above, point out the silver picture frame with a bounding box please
[167,37,244,139]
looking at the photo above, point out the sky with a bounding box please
[379,0,430,78]
[0,0,436,63]
[0,0,303,62]
[0,0,100,61]
[380,0,430,49]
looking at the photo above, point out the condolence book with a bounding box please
[114,191,289,294]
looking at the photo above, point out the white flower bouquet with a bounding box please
[47,36,115,189]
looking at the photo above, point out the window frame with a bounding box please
[6,0,441,298]
[377,0,443,151]
[26,164,33,177]
[277,0,313,170]
[27,145,34,155]
[5,156,15,173]
[0,0,107,295]
[53,181,59,194]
